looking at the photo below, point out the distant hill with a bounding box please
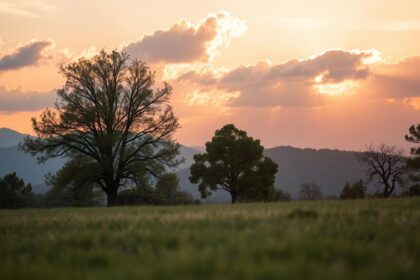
[0,128,28,148]
[1,128,368,201]
[0,146,65,193]
[178,146,367,203]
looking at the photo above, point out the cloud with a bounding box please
[367,56,420,99]
[0,86,55,112]
[0,39,54,71]
[178,49,377,107]
[121,11,246,63]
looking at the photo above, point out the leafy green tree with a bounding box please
[21,50,180,206]
[356,144,405,198]
[340,179,367,199]
[0,173,33,209]
[190,124,278,204]
[299,182,323,200]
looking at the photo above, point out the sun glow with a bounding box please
[314,80,358,96]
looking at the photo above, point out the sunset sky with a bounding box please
[0,0,419,151]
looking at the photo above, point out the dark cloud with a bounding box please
[0,87,55,112]
[0,39,54,71]
[122,12,245,63]
[178,50,374,107]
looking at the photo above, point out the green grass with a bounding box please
[0,198,419,279]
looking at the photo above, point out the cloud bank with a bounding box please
[0,87,55,112]
[0,39,54,71]
[178,49,377,107]
[122,11,246,63]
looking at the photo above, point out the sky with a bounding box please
[0,0,419,151]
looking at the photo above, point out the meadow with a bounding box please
[0,198,419,279]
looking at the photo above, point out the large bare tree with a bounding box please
[356,144,405,198]
[22,50,180,206]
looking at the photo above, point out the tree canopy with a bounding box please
[189,124,278,204]
[21,50,180,206]
[405,124,420,189]
[356,144,405,198]
[340,179,367,199]
[0,173,33,209]
[299,183,323,200]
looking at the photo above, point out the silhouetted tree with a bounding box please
[45,156,102,207]
[240,157,280,202]
[401,184,420,197]
[118,173,197,205]
[340,179,367,199]
[21,50,180,206]
[405,124,420,190]
[356,144,405,198]
[190,124,278,204]
[0,173,33,209]
[299,183,322,200]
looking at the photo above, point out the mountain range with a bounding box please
[0,128,367,202]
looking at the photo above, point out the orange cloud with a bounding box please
[177,49,376,107]
[121,11,246,64]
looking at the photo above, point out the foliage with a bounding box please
[405,124,420,191]
[190,124,278,203]
[340,179,367,199]
[0,173,33,209]
[21,50,180,206]
[401,184,420,197]
[0,198,419,279]
[118,173,198,206]
[298,182,323,200]
[44,156,103,207]
[356,144,405,198]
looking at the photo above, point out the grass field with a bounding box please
[0,198,419,279]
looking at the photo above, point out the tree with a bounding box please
[340,179,367,199]
[0,173,33,209]
[45,156,102,207]
[405,124,420,190]
[356,144,405,198]
[118,173,197,206]
[155,173,198,205]
[239,156,279,202]
[21,50,180,206]
[299,183,322,200]
[190,124,278,204]
[155,173,180,205]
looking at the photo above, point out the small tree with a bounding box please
[21,50,180,206]
[45,156,102,207]
[340,179,367,199]
[356,144,405,198]
[0,173,33,209]
[405,124,420,189]
[299,183,322,200]
[190,124,278,204]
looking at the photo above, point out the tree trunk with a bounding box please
[231,193,237,204]
[106,186,119,207]
[383,183,392,198]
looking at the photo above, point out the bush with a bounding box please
[340,180,367,199]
